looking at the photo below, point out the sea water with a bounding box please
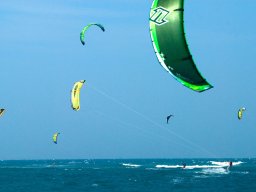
[0,159,255,192]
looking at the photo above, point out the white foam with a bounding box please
[210,161,243,167]
[200,168,228,175]
[184,165,223,169]
[156,165,182,168]
[68,161,82,164]
[156,161,244,170]
[122,163,141,168]
[156,164,224,169]
[240,171,249,174]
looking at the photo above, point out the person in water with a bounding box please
[182,163,186,169]
[226,161,233,170]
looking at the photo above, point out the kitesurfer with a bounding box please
[226,161,233,171]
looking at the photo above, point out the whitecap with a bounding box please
[184,165,223,169]
[122,163,141,168]
[156,165,182,168]
[200,167,228,175]
[210,161,244,167]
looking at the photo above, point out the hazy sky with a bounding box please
[0,0,256,160]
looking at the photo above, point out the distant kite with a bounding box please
[166,114,173,124]
[0,109,5,117]
[238,107,246,120]
[71,80,86,111]
[53,133,60,144]
[80,23,105,45]
[149,0,213,92]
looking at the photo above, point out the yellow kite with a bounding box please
[53,132,60,144]
[238,107,246,120]
[71,80,86,111]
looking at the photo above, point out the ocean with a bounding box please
[0,159,255,192]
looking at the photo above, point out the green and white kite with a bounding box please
[80,23,105,45]
[149,0,213,92]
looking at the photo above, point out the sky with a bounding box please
[0,0,256,160]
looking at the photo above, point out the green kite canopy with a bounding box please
[149,0,213,92]
[80,23,105,45]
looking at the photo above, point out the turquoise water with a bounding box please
[0,159,255,192]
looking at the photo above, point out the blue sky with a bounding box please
[0,0,256,160]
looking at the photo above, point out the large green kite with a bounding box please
[149,0,213,92]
